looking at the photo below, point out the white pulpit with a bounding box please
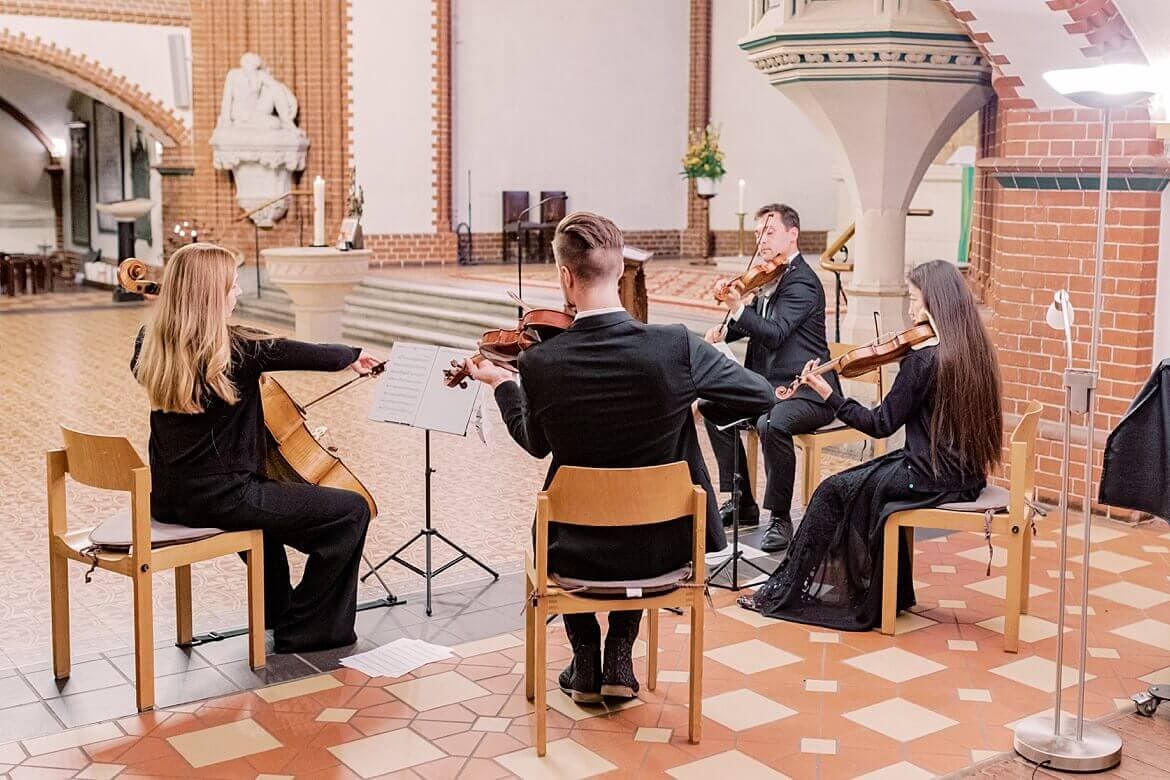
[261,246,369,342]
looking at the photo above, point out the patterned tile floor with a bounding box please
[3,289,1170,778]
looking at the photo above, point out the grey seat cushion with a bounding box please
[936,485,1010,513]
[550,565,693,597]
[87,510,224,551]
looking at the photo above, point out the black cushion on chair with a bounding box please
[87,510,224,551]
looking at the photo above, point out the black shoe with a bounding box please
[601,638,640,700]
[760,517,794,552]
[558,647,602,704]
[719,498,760,528]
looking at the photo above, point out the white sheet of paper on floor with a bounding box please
[339,638,453,679]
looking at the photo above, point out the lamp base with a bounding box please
[1014,715,1122,773]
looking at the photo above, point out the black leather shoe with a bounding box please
[558,647,602,704]
[719,498,760,528]
[760,517,794,552]
[601,638,640,700]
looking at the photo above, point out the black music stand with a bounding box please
[707,419,774,591]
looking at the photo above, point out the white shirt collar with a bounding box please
[573,305,628,321]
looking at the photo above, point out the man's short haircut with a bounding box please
[755,203,800,232]
[552,211,624,283]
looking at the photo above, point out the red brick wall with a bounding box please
[0,0,189,25]
[975,103,1165,504]
[680,0,711,259]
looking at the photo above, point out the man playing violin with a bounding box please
[460,211,774,704]
[701,203,840,552]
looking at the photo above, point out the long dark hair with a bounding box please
[908,260,1003,476]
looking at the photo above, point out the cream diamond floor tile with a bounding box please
[1088,647,1120,659]
[471,716,510,732]
[666,749,790,779]
[948,640,978,652]
[1069,550,1149,574]
[957,545,1007,568]
[1139,666,1170,685]
[990,656,1093,693]
[938,599,967,609]
[972,749,1003,763]
[805,679,837,693]
[22,723,122,757]
[716,605,775,629]
[634,727,672,743]
[674,624,691,634]
[1090,581,1170,609]
[913,579,930,590]
[545,689,642,721]
[931,565,956,574]
[1142,545,1170,553]
[854,762,935,780]
[1033,539,1058,549]
[316,708,356,723]
[843,697,957,742]
[703,688,796,731]
[497,737,617,780]
[976,615,1068,643]
[511,662,526,674]
[75,765,127,780]
[386,671,490,711]
[0,744,23,764]
[965,576,1050,600]
[1047,570,1074,579]
[958,688,992,702]
[328,726,444,778]
[167,718,282,769]
[1066,605,1096,615]
[451,633,524,658]
[894,612,937,634]
[809,632,839,644]
[844,647,945,683]
[255,674,342,704]
[704,639,801,675]
[658,670,689,683]
[801,738,836,755]
[1063,524,1127,543]
[1111,619,1170,652]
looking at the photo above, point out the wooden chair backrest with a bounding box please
[502,190,530,225]
[539,191,567,224]
[1008,401,1043,517]
[534,462,707,588]
[829,342,885,397]
[59,426,145,491]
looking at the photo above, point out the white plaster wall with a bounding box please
[1154,186,1170,363]
[0,15,191,129]
[709,0,839,231]
[451,0,689,233]
[349,0,435,234]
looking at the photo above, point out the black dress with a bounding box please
[133,328,372,653]
[746,346,985,631]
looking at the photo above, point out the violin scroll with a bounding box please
[117,258,161,296]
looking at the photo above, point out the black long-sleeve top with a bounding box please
[131,328,360,494]
[825,345,984,493]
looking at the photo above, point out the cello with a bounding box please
[118,258,381,517]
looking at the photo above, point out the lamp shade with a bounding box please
[1043,64,1159,109]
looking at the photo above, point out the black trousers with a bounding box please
[562,611,641,653]
[156,475,372,654]
[704,397,835,520]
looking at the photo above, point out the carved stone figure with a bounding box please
[210,53,310,226]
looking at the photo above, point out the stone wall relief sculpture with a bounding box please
[210,53,309,227]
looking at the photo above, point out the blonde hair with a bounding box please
[136,243,242,413]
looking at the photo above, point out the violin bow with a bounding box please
[719,213,774,331]
[302,359,388,411]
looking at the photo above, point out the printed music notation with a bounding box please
[369,342,481,436]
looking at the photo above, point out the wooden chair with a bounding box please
[880,400,1043,652]
[745,342,888,502]
[534,190,567,263]
[49,427,266,711]
[501,190,531,263]
[2,253,31,296]
[525,462,706,756]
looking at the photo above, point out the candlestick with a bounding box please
[736,212,746,258]
[312,175,326,246]
[737,178,745,215]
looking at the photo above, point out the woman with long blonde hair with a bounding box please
[133,243,378,653]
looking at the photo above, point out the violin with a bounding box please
[713,213,784,304]
[121,258,383,518]
[443,307,573,388]
[777,322,936,400]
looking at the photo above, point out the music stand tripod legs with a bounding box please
[708,420,774,591]
[362,429,498,615]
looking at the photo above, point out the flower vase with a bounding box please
[694,176,720,199]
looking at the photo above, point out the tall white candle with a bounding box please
[737,178,746,214]
[312,175,326,246]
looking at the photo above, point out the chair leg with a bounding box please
[647,608,659,692]
[246,536,266,670]
[175,565,193,646]
[1003,527,1025,654]
[133,571,155,711]
[524,576,536,702]
[745,430,759,500]
[49,550,71,680]
[534,601,548,757]
[688,597,703,744]
[804,443,820,506]
[1019,523,1033,616]
[880,520,900,636]
[903,526,915,581]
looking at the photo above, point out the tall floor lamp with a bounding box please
[1012,63,1160,774]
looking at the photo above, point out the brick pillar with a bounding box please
[187,0,349,263]
[680,0,711,260]
[429,0,457,261]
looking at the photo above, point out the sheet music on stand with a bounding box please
[369,342,481,435]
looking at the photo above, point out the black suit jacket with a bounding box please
[493,311,776,580]
[1100,359,1170,521]
[725,253,838,402]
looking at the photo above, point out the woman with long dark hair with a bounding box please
[740,259,1003,630]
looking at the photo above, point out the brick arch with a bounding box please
[0,30,191,147]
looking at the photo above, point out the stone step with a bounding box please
[340,315,479,350]
[353,277,520,318]
[344,296,516,340]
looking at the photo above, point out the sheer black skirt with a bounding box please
[747,451,980,631]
